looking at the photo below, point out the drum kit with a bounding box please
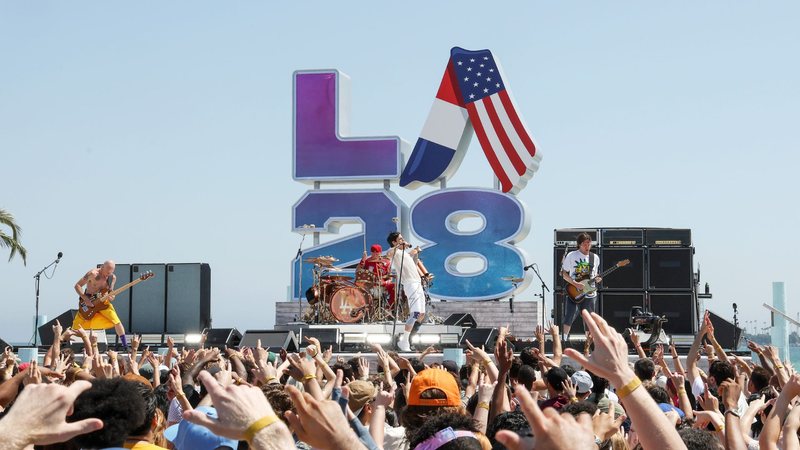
[302,255,411,324]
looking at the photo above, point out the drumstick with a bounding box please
[363,231,367,254]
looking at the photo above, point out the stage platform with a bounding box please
[275,299,541,339]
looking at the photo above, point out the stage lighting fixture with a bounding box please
[184,334,203,344]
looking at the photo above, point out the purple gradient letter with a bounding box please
[293,70,404,181]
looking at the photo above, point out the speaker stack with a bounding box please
[553,228,697,337]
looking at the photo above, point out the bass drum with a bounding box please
[329,286,369,323]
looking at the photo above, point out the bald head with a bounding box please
[100,260,116,276]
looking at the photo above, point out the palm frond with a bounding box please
[0,209,27,265]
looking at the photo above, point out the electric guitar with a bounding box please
[565,259,630,303]
[77,271,155,320]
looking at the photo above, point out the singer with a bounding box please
[560,233,602,342]
[71,260,129,349]
[386,232,426,351]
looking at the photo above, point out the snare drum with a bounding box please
[329,285,369,323]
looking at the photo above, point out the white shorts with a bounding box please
[403,282,426,315]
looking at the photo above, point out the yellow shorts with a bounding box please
[72,305,121,330]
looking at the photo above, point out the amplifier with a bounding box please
[554,228,599,247]
[645,229,691,247]
[601,229,644,247]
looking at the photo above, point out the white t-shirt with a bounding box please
[390,248,422,285]
[562,250,599,298]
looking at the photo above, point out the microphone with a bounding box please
[56,251,63,262]
[523,263,535,271]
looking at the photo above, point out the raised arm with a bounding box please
[565,310,686,450]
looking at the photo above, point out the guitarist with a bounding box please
[560,233,602,342]
[71,260,129,349]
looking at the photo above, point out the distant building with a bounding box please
[772,282,789,360]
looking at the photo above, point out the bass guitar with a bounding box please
[565,259,630,303]
[77,271,155,320]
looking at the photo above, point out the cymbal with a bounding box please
[501,276,524,283]
[324,267,343,272]
[304,256,339,265]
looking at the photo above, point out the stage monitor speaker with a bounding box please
[649,293,696,335]
[647,248,693,290]
[241,330,299,352]
[599,248,645,290]
[443,313,477,328]
[130,264,167,334]
[98,263,131,331]
[601,228,644,247]
[706,311,743,350]
[600,292,645,332]
[299,328,340,351]
[204,328,241,349]
[553,292,592,334]
[166,263,211,334]
[38,310,78,347]
[554,228,599,247]
[459,328,497,350]
[645,228,691,247]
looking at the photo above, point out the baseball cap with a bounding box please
[408,368,461,407]
[348,380,378,415]
[571,371,594,394]
[658,402,686,418]
[370,244,383,253]
[164,406,239,450]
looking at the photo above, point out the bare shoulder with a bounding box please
[82,268,99,280]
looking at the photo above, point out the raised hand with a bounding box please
[182,372,293,446]
[496,385,595,450]
[285,385,364,449]
[564,311,636,389]
[592,399,627,441]
[0,381,104,447]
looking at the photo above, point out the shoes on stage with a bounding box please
[397,338,411,352]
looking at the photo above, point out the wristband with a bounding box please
[775,365,784,369]
[302,373,317,382]
[477,401,490,410]
[570,396,579,403]
[244,414,280,443]
[482,359,492,366]
[616,376,642,400]
[265,376,278,384]
[176,391,187,398]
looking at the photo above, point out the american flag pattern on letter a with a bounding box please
[452,47,541,193]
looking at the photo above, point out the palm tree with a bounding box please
[0,208,27,265]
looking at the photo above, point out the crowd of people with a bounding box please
[0,310,798,450]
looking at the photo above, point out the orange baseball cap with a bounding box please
[407,368,461,407]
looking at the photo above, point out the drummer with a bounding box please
[358,244,395,302]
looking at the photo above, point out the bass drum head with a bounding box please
[329,286,368,323]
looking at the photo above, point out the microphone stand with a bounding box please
[530,264,550,327]
[391,244,407,350]
[32,255,61,346]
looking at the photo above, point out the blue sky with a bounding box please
[2,2,798,342]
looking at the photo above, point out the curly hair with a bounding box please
[407,411,482,450]
[678,427,723,450]
[261,383,295,425]
[485,411,530,446]
[69,378,146,448]
[561,400,598,417]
